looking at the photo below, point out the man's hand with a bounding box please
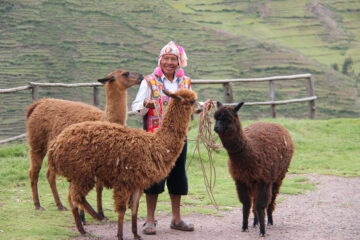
[143,99,156,109]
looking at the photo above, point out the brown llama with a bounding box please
[214,101,294,236]
[47,89,198,240]
[26,70,143,215]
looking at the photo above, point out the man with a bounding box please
[132,41,194,235]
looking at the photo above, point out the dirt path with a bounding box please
[72,174,360,240]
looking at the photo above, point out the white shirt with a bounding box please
[131,74,191,116]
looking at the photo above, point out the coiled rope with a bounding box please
[188,100,221,210]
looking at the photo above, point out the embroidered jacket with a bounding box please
[145,73,191,133]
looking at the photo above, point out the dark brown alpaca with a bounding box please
[214,101,294,236]
[47,89,198,240]
[26,70,143,215]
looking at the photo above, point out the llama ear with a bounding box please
[233,102,244,113]
[216,101,223,108]
[163,89,184,101]
[98,75,115,84]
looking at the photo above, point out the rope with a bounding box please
[188,100,221,210]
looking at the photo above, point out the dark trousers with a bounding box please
[143,115,188,195]
[144,140,188,195]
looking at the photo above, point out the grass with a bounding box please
[0,117,359,239]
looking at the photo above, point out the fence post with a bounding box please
[269,80,276,118]
[223,82,233,103]
[31,85,38,101]
[93,86,101,107]
[307,75,316,119]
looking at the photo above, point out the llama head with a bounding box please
[158,89,198,138]
[214,101,244,134]
[163,89,199,112]
[98,70,144,90]
[163,88,197,103]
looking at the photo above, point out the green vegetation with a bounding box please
[1,0,360,139]
[0,118,359,239]
[168,0,360,75]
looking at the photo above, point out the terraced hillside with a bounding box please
[0,0,359,139]
[169,0,360,74]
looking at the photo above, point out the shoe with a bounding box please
[142,221,157,235]
[170,220,194,231]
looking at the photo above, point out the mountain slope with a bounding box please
[0,0,359,139]
[167,0,360,74]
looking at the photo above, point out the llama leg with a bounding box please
[79,197,105,221]
[96,180,106,219]
[46,168,67,211]
[29,149,46,210]
[68,185,86,235]
[114,188,130,240]
[117,206,126,240]
[267,182,280,225]
[79,209,86,225]
[255,183,270,237]
[235,181,251,232]
[253,200,258,227]
[130,189,143,240]
[70,177,104,221]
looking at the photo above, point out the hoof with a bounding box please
[35,206,45,211]
[57,205,68,211]
[80,232,91,237]
[241,228,249,232]
[134,234,143,240]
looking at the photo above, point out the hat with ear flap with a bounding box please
[154,41,188,77]
[158,41,188,67]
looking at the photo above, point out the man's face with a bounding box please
[160,54,179,76]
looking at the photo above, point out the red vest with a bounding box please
[145,74,191,133]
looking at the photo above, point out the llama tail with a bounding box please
[26,100,42,119]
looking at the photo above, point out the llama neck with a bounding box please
[219,122,248,156]
[156,102,191,162]
[105,87,127,125]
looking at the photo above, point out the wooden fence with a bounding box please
[0,73,316,144]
